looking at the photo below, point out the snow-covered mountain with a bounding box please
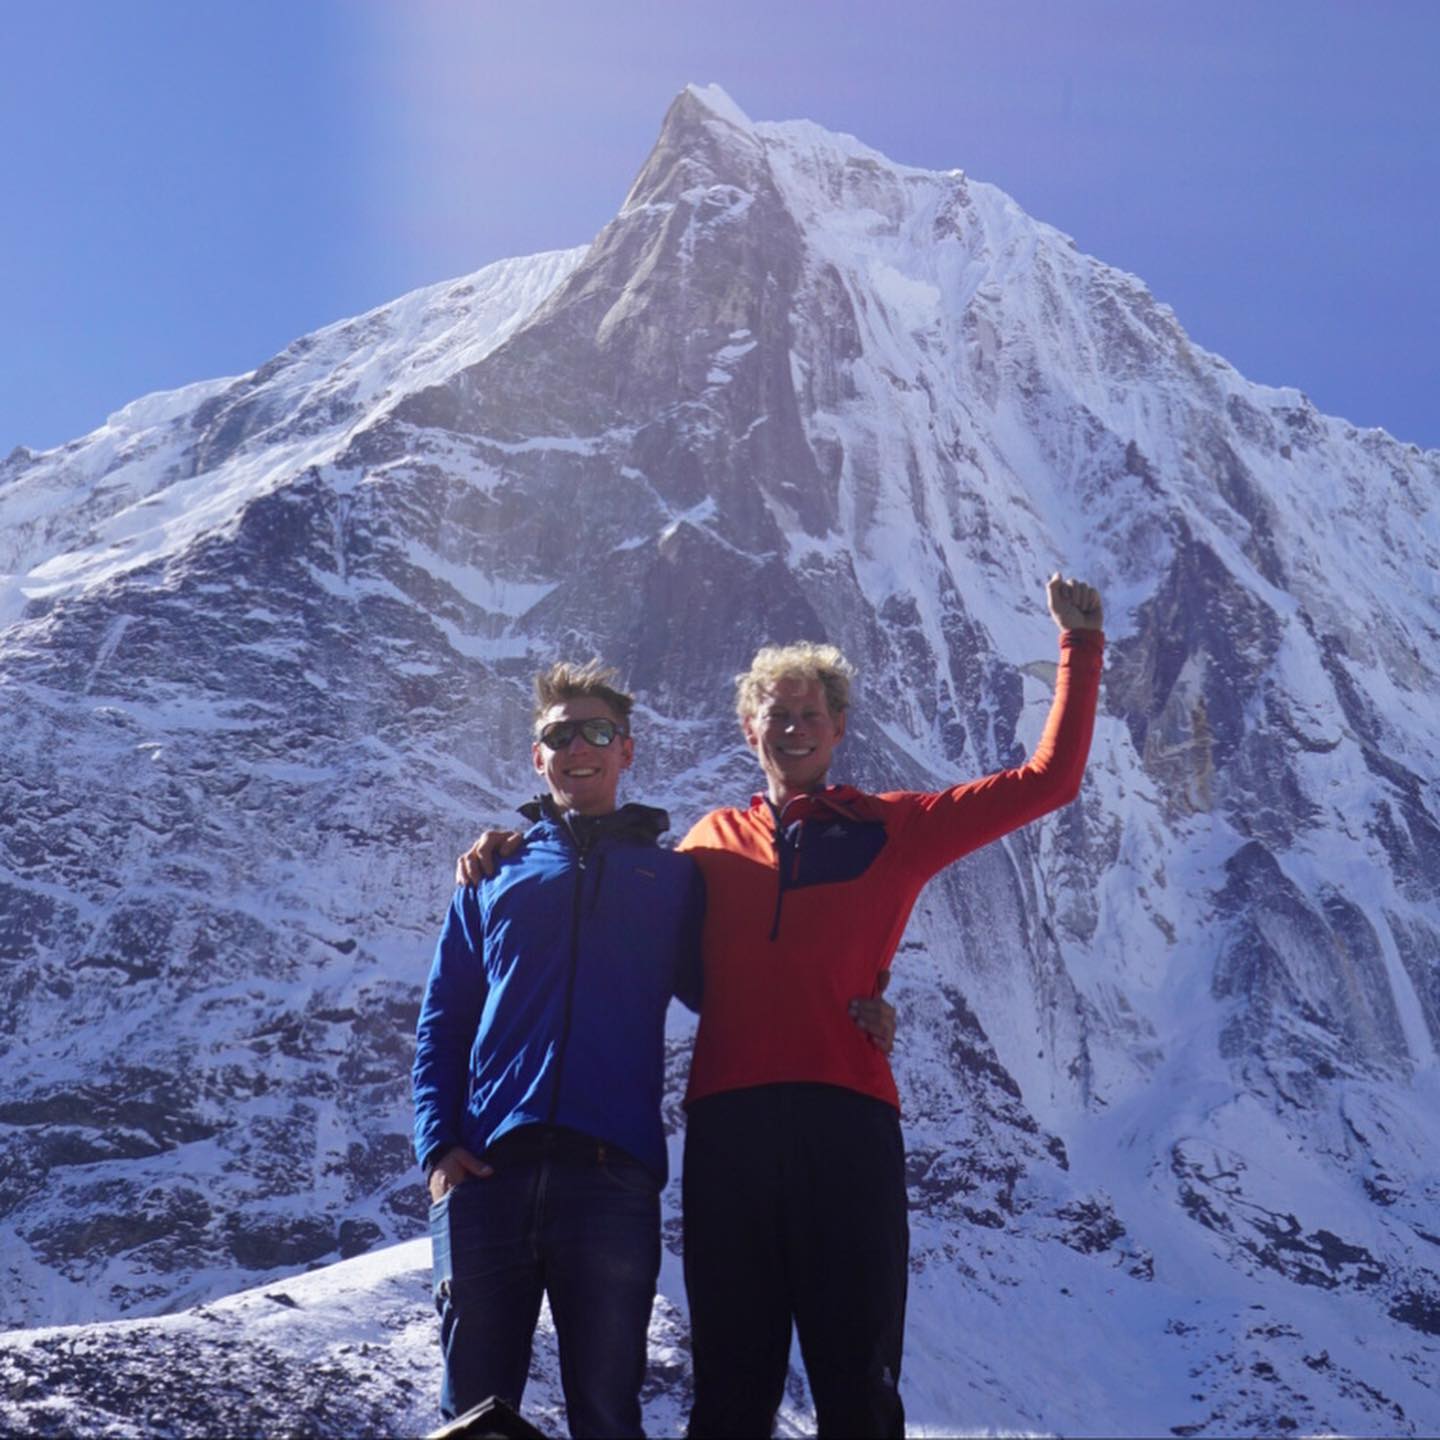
[2,83,1438,1435]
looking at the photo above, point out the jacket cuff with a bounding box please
[423,1142,455,1177]
[1060,628,1104,651]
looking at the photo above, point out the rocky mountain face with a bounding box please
[2,84,1438,1435]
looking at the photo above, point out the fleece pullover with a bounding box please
[678,628,1103,1109]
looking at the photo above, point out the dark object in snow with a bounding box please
[426,1395,550,1439]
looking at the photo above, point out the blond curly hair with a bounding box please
[734,641,856,721]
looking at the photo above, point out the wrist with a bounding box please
[424,1142,455,1177]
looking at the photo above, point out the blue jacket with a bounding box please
[412,801,704,1183]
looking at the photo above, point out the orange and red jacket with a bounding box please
[678,628,1103,1111]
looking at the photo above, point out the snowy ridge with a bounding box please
[0,247,584,628]
[2,83,1439,1436]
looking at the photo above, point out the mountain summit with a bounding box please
[2,86,1438,1436]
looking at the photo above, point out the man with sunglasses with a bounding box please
[413,661,894,1437]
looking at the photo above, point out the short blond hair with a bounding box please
[533,660,634,730]
[735,641,856,721]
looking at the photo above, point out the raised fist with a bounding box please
[1047,573,1103,631]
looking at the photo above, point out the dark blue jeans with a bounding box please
[429,1132,662,1438]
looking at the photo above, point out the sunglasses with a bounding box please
[536,717,628,751]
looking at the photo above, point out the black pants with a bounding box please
[683,1084,908,1439]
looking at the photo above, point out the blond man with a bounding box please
[677,575,1103,1438]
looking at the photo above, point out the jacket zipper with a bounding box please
[547,825,594,1123]
[767,800,804,942]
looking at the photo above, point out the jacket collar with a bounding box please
[749,784,868,825]
[517,795,671,846]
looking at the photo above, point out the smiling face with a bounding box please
[532,696,634,816]
[742,676,846,806]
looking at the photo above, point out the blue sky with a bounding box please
[3,1,1437,456]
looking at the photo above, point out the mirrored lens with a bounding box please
[538,718,623,750]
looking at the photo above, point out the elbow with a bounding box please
[1049,773,1085,811]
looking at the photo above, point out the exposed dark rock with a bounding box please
[1054,1197,1126,1254]
[224,1214,338,1270]
[1388,1285,1440,1336]
[1106,524,1282,816]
